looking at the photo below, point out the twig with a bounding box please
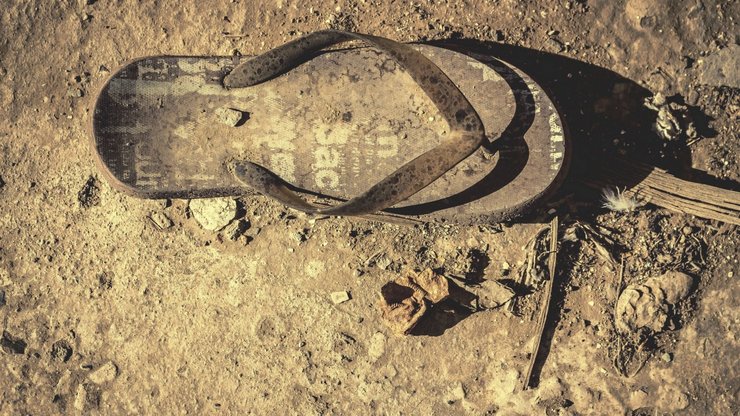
[522,216,559,390]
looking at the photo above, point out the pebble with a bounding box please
[215,107,246,127]
[88,361,118,384]
[222,219,249,241]
[477,279,515,309]
[149,212,173,229]
[330,291,351,304]
[189,198,237,231]
[66,87,83,98]
[661,352,673,362]
[293,231,306,243]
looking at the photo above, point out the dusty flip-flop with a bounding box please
[91,30,569,224]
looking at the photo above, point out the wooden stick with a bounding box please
[522,216,559,390]
[582,157,740,225]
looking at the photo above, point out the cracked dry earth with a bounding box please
[1,1,738,415]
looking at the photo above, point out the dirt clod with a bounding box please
[615,271,695,333]
[51,340,73,362]
[77,176,100,208]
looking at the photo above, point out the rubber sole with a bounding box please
[91,45,569,224]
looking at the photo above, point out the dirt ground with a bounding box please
[1,0,738,415]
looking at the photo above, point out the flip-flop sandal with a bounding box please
[91,30,569,224]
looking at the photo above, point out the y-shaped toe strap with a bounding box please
[225,30,485,216]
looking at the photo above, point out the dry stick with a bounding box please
[582,157,740,225]
[613,257,627,376]
[522,216,559,390]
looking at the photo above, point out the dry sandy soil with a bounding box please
[1,0,738,415]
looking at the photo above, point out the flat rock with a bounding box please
[697,44,740,88]
[189,198,237,231]
[477,279,515,309]
[616,271,695,333]
[330,291,351,304]
[150,212,173,229]
[88,361,118,384]
[215,107,246,126]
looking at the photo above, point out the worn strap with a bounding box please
[225,30,485,216]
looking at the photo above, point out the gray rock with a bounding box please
[189,198,237,231]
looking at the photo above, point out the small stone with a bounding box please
[661,352,673,362]
[74,383,87,411]
[88,361,118,384]
[293,231,306,243]
[215,107,246,127]
[222,218,249,240]
[149,212,173,229]
[681,226,692,235]
[330,291,351,304]
[67,87,84,98]
[477,279,515,309]
[501,261,511,271]
[189,198,237,231]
